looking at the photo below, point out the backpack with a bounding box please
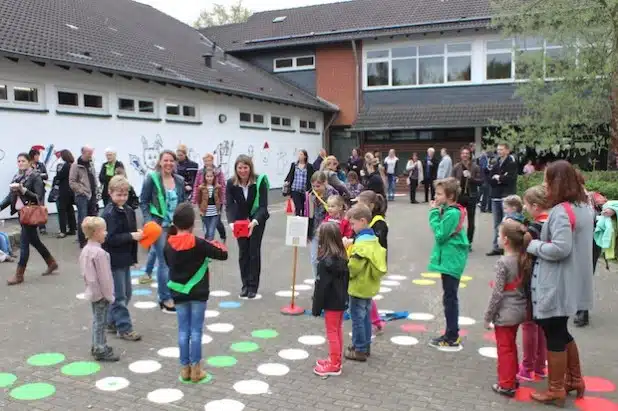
[451,204,467,237]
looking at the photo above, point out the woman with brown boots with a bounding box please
[525,161,592,406]
[0,152,58,285]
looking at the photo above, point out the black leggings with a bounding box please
[536,316,574,352]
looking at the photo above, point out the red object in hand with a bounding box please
[233,220,250,238]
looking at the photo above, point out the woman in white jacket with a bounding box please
[406,153,424,204]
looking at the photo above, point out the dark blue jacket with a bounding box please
[102,203,138,269]
[139,172,186,224]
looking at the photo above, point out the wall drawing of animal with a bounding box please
[214,140,234,178]
[129,135,164,178]
[276,151,288,175]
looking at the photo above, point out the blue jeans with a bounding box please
[480,181,492,212]
[491,198,504,250]
[92,299,110,354]
[387,174,396,200]
[310,236,319,279]
[152,231,172,302]
[145,247,157,274]
[176,301,207,366]
[349,297,372,353]
[441,274,460,341]
[201,215,219,241]
[108,267,133,333]
[75,194,89,247]
[18,224,52,267]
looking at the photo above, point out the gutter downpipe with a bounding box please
[351,40,361,149]
[324,111,339,155]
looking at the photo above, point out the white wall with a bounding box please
[0,59,325,218]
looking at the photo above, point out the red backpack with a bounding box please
[451,204,467,237]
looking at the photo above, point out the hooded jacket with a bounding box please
[427,205,469,278]
[312,255,349,314]
[347,229,387,299]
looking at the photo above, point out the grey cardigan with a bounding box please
[527,202,595,320]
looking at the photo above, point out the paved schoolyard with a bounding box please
[0,197,617,411]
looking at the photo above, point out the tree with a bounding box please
[194,0,251,28]
[488,0,618,167]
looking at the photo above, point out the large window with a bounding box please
[365,42,472,88]
[56,89,106,113]
[0,81,44,110]
[239,111,268,128]
[271,115,293,130]
[273,55,315,72]
[117,96,157,118]
[165,102,198,120]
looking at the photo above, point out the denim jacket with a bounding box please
[139,172,185,224]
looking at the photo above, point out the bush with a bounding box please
[517,171,618,199]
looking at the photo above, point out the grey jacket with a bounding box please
[527,203,595,319]
[484,255,527,326]
[69,161,97,199]
[437,155,453,179]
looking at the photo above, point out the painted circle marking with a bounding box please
[278,349,309,361]
[133,301,157,309]
[483,331,497,343]
[95,377,130,392]
[219,301,242,309]
[387,275,407,280]
[303,279,315,285]
[202,334,213,344]
[459,316,476,325]
[128,360,161,374]
[574,397,618,411]
[461,275,473,282]
[210,290,231,297]
[60,361,101,376]
[76,293,86,300]
[412,279,436,286]
[205,310,220,318]
[9,383,56,400]
[157,347,180,358]
[179,373,212,384]
[298,335,326,346]
[437,344,464,352]
[233,380,269,395]
[207,356,237,368]
[27,353,66,367]
[583,376,616,393]
[373,294,384,301]
[420,272,441,279]
[381,280,400,286]
[130,270,144,277]
[391,336,419,346]
[133,288,152,296]
[400,323,427,333]
[478,346,498,358]
[240,293,262,300]
[257,363,290,377]
[230,342,260,353]
[275,290,299,297]
[378,309,394,315]
[207,323,234,333]
[0,373,17,388]
[131,278,139,285]
[204,399,246,411]
[291,284,312,291]
[459,283,468,289]
[379,286,392,293]
[150,282,158,289]
[147,388,184,404]
[251,329,278,339]
[407,312,435,321]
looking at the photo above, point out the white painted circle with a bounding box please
[233,380,269,395]
[391,336,419,346]
[291,284,312,291]
[437,344,464,352]
[75,293,86,300]
[381,280,400,286]
[201,334,213,344]
[204,399,246,411]
[298,335,326,346]
[210,290,230,297]
[239,294,262,300]
[407,312,435,321]
[147,388,184,404]
[207,323,234,333]
[379,287,392,293]
[205,310,220,318]
[131,278,139,285]
[257,363,290,377]
[129,360,161,374]
[373,294,384,301]
[459,316,477,325]
[378,309,394,315]
[387,275,407,281]
[303,279,315,285]
[275,290,299,298]
[150,282,158,289]
[478,346,498,358]
[157,347,179,358]
[133,301,157,309]
[95,376,130,391]
[278,349,309,361]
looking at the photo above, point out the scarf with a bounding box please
[105,162,116,177]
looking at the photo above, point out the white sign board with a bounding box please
[285,216,309,247]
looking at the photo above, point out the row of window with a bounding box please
[0,84,39,104]
[273,55,315,72]
[364,38,566,89]
[240,111,318,132]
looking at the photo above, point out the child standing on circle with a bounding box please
[427,177,469,350]
[517,185,549,381]
[196,167,223,241]
[484,220,530,397]
[79,217,119,361]
[323,195,354,238]
[312,222,350,376]
[164,203,228,382]
[356,190,388,334]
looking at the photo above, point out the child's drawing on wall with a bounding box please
[214,140,234,178]
[247,145,254,159]
[261,141,270,167]
[129,135,164,178]
[0,149,5,162]
[276,151,288,175]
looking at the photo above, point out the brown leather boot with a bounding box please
[7,266,26,286]
[531,350,567,407]
[180,365,191,381]
[564,341,585,398]
[190,362,206,383]
[42,257,58,276]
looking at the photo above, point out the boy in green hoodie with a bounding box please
[343,204,387,361]
[427,177,469,351]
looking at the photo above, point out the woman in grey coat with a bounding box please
[526,160,594,406]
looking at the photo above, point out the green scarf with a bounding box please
[105,162,115,177]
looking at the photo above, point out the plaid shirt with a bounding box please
[291,165,308,193]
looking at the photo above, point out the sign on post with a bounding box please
[285,216,308,247]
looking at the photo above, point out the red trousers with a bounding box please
[324,310,344,367]
[495,325,520,389]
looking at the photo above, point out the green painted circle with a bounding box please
[251,329,278,339]
[61,361,101,376]
[206,356,237,368]
[230,342,260,353]
[0,373,17,388]
[27,353,65,367]
[10,383,56,400]
[178,373,212,384]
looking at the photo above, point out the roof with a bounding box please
[201,0,492,52]
[0,0,335,111]
[349,102,526,130]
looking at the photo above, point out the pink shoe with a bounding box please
[315,358,329,367]
[516,364,534,382]
[313,361,341,377]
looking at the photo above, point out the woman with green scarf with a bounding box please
[99,148,124,206]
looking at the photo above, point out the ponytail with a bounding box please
[357,190,386,217]
[374,193,386,217]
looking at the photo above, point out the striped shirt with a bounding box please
[79,241,115,303]
[205,186,218,217]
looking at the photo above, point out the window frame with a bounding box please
[270,114,294,131]
[273,55,316,72]
[299,118,319,133]
[0,80,45,110]
[116,95,158,118]
[55,87,107,114]
[163,100,199,122]
[239,110,269,129]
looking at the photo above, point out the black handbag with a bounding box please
[47,185,59,203]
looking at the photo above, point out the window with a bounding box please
[0,82,45,109]
[271,115,293,129]
[118,98,135,111]
[58,91,78,106]
[273,55,315,72]
[14,87,38,103]
[139,100,154,113]
[486,40,514,80]
[282,117,292,127]
[166,103,180,116]
[253,114,264,124]
[183,105,196,117]
[84,94,103,108]
[300,119,318,132]
[116,96,156,117]
[446,43,471,82]
[240,112,252,122]
[1,85,8,100]
[239,111,268,128]
[56,89,106,112]
[272,16,287,23]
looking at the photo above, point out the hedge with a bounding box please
[517,171,618,199]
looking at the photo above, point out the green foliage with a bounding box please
[517,171,618,199]
[194,0,251,28]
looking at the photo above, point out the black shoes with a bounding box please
[239,288,249,298]
[574,310,589,327]
[247,292,257,299]
[486,249,503,256]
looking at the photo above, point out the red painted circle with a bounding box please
[483,331,496,343]
[440,329,469,337]
[575,397,618,411]
[513,386,534,402]
[400,323,427,333]
[489,280,495,288]
[584,376,616,393]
